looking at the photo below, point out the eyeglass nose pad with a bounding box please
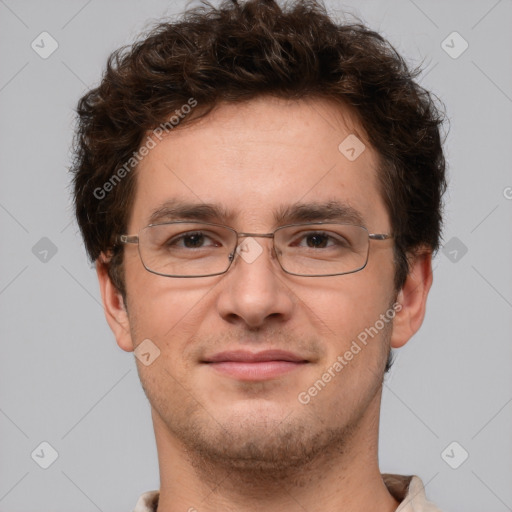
[272,245,281,259]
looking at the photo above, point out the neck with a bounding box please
[152,390,400,512]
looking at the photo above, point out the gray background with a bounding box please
[0,0,511,510]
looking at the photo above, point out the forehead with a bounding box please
[129,96,387,231]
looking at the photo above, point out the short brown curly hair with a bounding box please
[71,0,446,299]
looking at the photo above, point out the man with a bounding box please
[71,0,446,510]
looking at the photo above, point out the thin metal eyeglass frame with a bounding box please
[117,221,393,278]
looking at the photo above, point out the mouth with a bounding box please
[201,350,309,381]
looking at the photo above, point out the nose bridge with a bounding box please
[230,232,277,264]
[232,231,278,266]
[217,231,292,328]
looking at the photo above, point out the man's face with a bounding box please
[116,97,398,473]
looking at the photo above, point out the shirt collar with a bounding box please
[133,474,441,512]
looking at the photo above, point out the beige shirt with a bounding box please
[133,474,441,511]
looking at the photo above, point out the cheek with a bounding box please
[295,271,392,337]
[293,273,394,395]
[124,257,222,367]
[123,251,195,340]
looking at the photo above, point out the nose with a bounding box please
[215,236,295,329]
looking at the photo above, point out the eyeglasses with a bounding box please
[117,221,392,278]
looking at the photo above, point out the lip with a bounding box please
[203,349,307,363]
[202,350,309,381]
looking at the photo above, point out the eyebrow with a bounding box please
[148,199,365,227]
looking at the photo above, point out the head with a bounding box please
[71,0,446,478]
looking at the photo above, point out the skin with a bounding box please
[97,96,432,512]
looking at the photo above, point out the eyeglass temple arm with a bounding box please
[369,234,393,240]
[118,235,139,244]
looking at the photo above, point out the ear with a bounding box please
[96,254,134,352]
[391,249,433,349]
